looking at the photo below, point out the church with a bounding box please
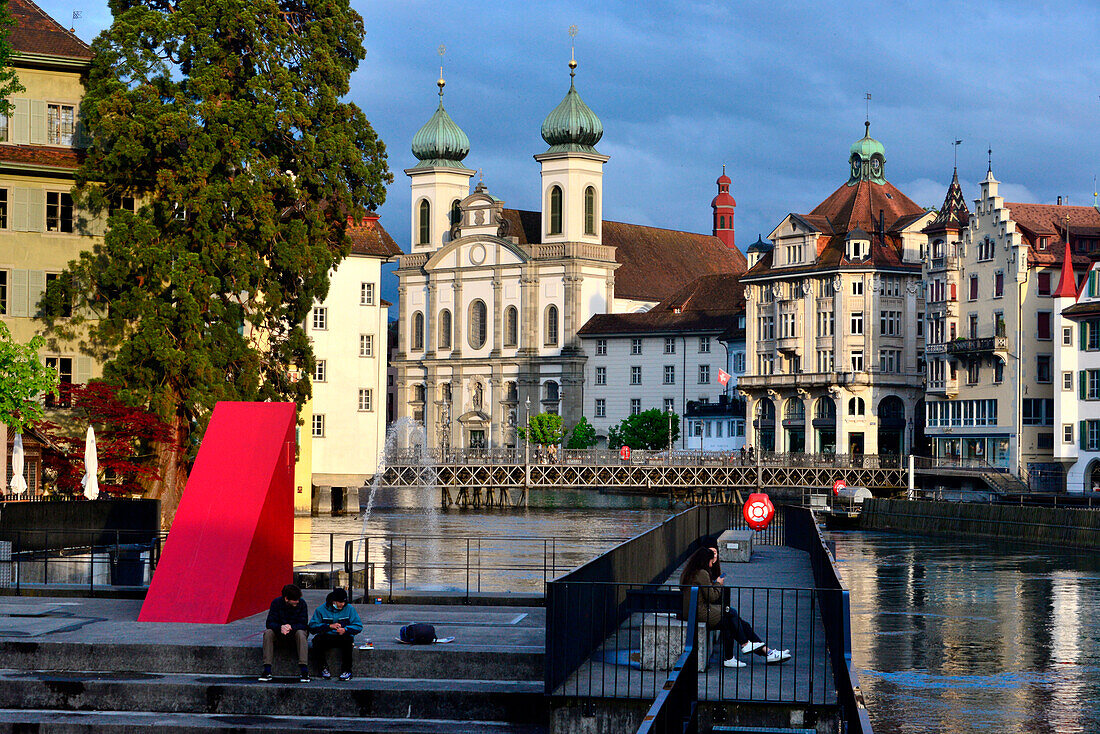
[392,56,745,450]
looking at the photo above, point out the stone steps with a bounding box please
[0,670,547,723]
[0,709,546,733]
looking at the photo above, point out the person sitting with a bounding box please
[308,587,363,681]
[680,546,790,668]
[259,583,310,682]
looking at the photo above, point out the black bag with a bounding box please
[399,623,437,644]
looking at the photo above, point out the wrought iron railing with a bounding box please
[636,586,700,734]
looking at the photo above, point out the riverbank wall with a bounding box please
[860,498,1100,550]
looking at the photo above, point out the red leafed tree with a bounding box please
[36,382,174,497]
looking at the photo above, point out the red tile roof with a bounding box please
[9,0,92,60]
[1004,202,1100,267]
[0,143,82,169]
[346,215,402,258]
[809,179,925,235]
[578,272,745,336]
[499,208,746,303]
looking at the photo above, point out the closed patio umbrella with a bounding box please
[9,433,27,495]
[81,426,99,500]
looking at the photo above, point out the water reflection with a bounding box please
[831,530,1100,734]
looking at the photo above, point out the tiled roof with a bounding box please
[0,143,82,168]
[500,208,746,303]
[809,178,925,235]
[9,0,92,60]
[924,169,970,234]
[346,215,401,258]
[1061,301,1100,318]
[1004,203,1100,267]
[577,272,745,336]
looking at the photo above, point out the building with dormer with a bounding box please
[739,125,931,457]
[391,60,744,449]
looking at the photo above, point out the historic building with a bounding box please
[391,60,744,449]
[577,270,746,449]
[1,0,98,492]
[924,168,1098,484]
[739,125,931,457]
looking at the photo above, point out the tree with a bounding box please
[43,0,391,526]
[0,322,59,433]
[608,409,679,451]
[566,416,598,449]
[36,381,173,497]
[518,413,565,447]
[0,0,25,118]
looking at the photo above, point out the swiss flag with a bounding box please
[717,368,732,386]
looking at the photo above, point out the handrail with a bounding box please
[636,585,700,734]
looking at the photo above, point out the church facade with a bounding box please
[391,61,744,449]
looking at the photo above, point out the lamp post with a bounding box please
[524,397,531,488]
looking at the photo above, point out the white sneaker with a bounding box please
[722,657,747,668]
[740,641,765,655]
[764,648,791,664]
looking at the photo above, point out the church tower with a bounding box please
[404,63,474,252]
[712,166,736,250]
[534,47,608,244]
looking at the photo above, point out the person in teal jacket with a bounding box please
[308,588,363,680]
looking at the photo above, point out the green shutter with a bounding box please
[1081,371,1087,399]
[1081,421,1088,450]
[1082,321,1089,350]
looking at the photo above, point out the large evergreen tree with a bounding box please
[44,0,391,524]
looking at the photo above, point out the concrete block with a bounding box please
[316,486,332,515]
[717,529,753,563]
[344,486,360,515]
[640,612,685,671]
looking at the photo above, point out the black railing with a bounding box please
[637,586,700,734]
[1,528,165,592]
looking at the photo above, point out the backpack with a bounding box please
[399,623,437,644]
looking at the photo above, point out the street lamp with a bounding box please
[524,396,531,484]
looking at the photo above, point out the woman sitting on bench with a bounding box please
[680,546,791,668]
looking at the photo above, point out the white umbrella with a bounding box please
[81,426,99,500]
[9,433,27,495]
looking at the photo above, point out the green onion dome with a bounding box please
[850,121,886,161]
[540,62,603,154]
[411,80,470,169]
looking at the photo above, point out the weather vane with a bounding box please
[70,9,81,33]
[569,25,578,76]
[437,44,446,98]
[987,145,993,173]
[953,139,962,169]
[864,92,871,122]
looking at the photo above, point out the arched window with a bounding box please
[549,185,563,235]
[784,399,805,422]
[504,305,519,347]
[438,309,452,349]
[412,384,426,402]
[468,300,487,349]
[848,397,865,416]
[411,311,424,351]
[505,381,518,402]
[441,382,452,403]
[545,304,559,346]
[418,200,431,245]
[545,381,559,401]
[450,199,461,226]
[719,215,725,229]
[584,186,596,235]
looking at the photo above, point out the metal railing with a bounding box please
[637,586,700,734]
[0,528,164,593]
[913,456,1009,473]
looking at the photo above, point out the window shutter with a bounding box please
[1082,321,1089,351]
[1080,371,1087,400]
[10,187,28,231]
[28,189,45,232]
[12,99,29,144]
[74,357,91,385]
[27,270,45,316]
[29,101,46,144]
[10,269,28,317]
[1081,421,1088,450]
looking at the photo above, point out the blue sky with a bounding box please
[43,1,1100,304]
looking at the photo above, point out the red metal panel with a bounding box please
[139,401,297,624]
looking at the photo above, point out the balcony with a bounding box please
[739,370,924,392]
[776,336,800,353]
[927,378,959,396]
[946,336,1009,356]
[928,255,960,272]
[926,297,958,318]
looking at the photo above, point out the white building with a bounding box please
[1054,253,1100,493]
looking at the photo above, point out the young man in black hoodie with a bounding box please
[259,584,310,682]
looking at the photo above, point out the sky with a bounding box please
[41,0,1100,305]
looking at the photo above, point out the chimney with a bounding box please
[1058,196,1063,206]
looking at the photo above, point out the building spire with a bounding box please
[1055,237,1077,299]
[437,44,446,99]
[568,24,578,79]
[953,138,962,171]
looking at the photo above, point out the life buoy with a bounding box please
[743,492,775,530]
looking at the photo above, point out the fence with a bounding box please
[637,586,700,734]
[0,528,165,592]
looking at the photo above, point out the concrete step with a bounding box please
[0,640,543,682]
[0,709,547,733]
[0,670,547,724]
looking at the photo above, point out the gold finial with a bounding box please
[568,25,578,76]
[437,44,446,97]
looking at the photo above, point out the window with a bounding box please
[1085,320,1100,351]
[850,312,863,335]
[1037,355,1052,383]
[978,237,995,261]
[879,310,901,336]
[1038,272,1051,296]
[698,365,710,384]
[879,349,901,373]
[595,339,607,356]
[851,349,864,371]
[630,366,642,384]
[967,360,980,384]
[312,306,327,330]
[44,272,72,317]
[0,189,7,229]
[631,338,643,355]
[595,366,607,385]
[1082,370,1100,400]
[46,191,73,232]
[544,305,558,346]
[312,414,325,437]
[848,397,865,415]
[438,309,452,349]
[1039,236,1049,251]
[1064,371,1073,391]
[664,398,675,413]
[549,185,563,235]
[817,349,834,372]
[411,311,424,350]
[779,312,797,338]
[358,389,373,411]
[584,186,596,235]
[47,103,75,145]
[359,334,374,357]
[360,282,375,305]
[1022,398,1055,426]
[595,398,606,418]
[630,398,642,415]
[665,337,676,354]
[1064,327,1073,346]
[468,300,488,349]
[1085,421,1100,451]
[664,365,675,384]
[817,310,834,337]
[994,358,1005,383]
[0,270,6,314]
[969,314,978,338]
[417,199,430,245]
[313,360,326,382]
[852,280,863,296]
[44,356,73,407]
[733,352,746,373]
[758,315,775,340]
[1037,312,1052,340]
[1065,424,1074,443]
[994,272,1004,298]
[969,275,978,301]
[504,306,518,347]
[0,115,7,142]
[699,336,711,353]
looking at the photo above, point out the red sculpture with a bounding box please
[743,492,775,530]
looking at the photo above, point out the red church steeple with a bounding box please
[711,166,736,250]
[1054,239,1078,300]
